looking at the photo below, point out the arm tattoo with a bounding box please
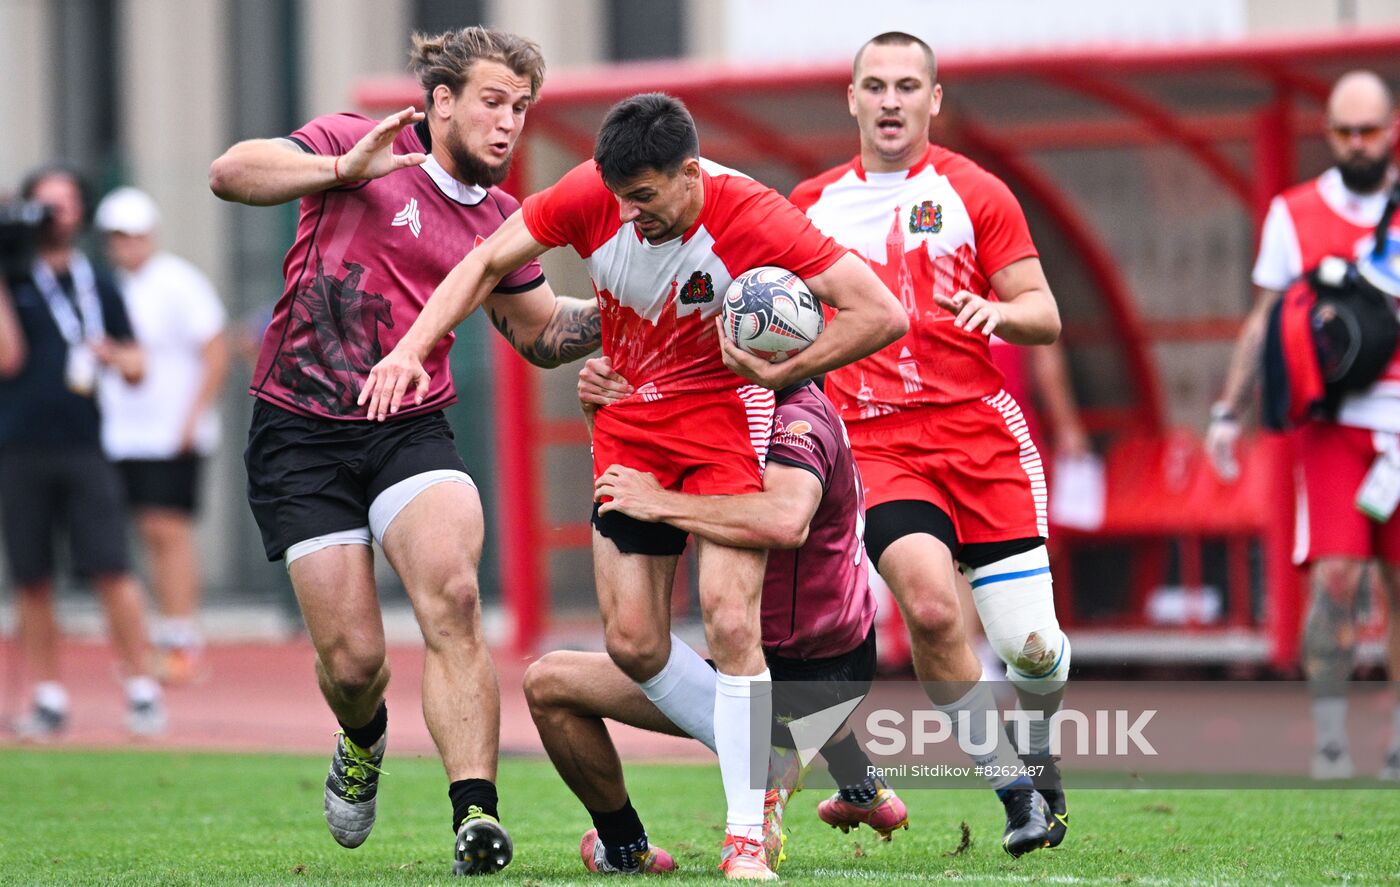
[529,298,602,367]
[489,297,601,368]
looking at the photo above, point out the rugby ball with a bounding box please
[720,266,825,362]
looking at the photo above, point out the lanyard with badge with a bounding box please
[1357,431,1400,523]
[30,253,105,395]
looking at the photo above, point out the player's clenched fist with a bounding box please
[358,347,431,422]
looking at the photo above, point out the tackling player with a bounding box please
[790,32,1070,856]
[519,356,905,876]
[363,94,906,878]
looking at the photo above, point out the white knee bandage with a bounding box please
[964,547,1070,694]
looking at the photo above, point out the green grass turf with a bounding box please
[5,748,1399,886]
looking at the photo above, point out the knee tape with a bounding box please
[963,547,1069,694]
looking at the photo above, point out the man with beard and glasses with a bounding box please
[209,26,601,875]
[1206,69,1400,781]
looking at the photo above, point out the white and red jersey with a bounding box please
[1254,167,1400,432]
[522,159,846,398]
[791,144,1038,422]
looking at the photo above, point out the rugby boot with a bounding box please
[718,832,777,880]
[323,731,386,848]
[453,806,512,875]
[579,828,676,874]
[1022,753,1068,847]
[816,773,909,840]
[1000,784,1050,858]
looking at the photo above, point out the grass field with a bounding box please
[6,748,1399,886]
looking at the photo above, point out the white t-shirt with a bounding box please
[101,252,226,458]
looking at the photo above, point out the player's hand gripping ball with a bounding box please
[720,266,825,362]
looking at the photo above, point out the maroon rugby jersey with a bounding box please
[762,381,875,660]
[250,114,544,419]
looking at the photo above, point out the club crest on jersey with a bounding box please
[908,200,942,234]
[392,198,422,238]
[678,270,715,304]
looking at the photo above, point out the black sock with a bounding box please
[824,731,876,795]
[449,779,499,832]
[339,701,387,750]
[588,797,649,870]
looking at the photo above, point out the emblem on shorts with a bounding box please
[679,270,715,304]
[392,197,423,238]
[908,200,942,234]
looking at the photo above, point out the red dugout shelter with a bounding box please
[357,31,1400,667]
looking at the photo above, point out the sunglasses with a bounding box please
[1328,122,1389,140]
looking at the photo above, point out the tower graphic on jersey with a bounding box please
[277,251,395,414]
[885,209,919,315]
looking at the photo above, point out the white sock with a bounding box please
[125,676,162,706]
[156,617,203,650]
[1312,696,1348,751]
[715,669,770,840]
[1026,706,1054,756]
[936,671,1023,790]
[34,681,69,713]
[637,634,718,752]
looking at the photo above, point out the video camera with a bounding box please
[0,199,53,280]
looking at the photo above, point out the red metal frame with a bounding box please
[357,31,1400,662]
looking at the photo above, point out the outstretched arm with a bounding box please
[359,209,551,419]
[208,107,427,206]
[594,462,822,550]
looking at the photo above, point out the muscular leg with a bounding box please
[695,538,770,844]
[876,535,981,698]
[380,482,496,782]
[523,650,683,812]
[695,538,767,676]
[592,532,678,682]
[288,544,388,730]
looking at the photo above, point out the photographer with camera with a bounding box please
[0,165,164,739]
[1206,70,1400,781]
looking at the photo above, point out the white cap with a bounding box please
[95,186,160,235]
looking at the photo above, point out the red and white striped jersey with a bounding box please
[791,144,1038,421]
[1254,167,1400,432]
[522,159,845,399]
